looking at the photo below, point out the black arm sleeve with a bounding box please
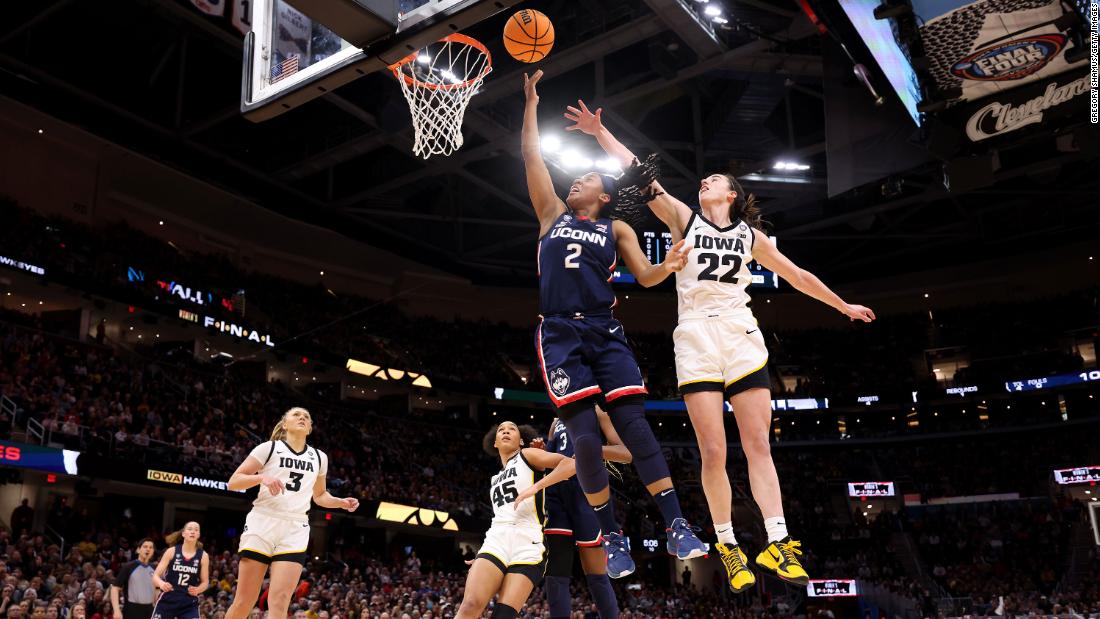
[114,560,137,591]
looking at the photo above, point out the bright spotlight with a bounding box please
[542,135,562,153]
[704,4,721,16]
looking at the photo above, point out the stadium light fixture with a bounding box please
[541,134,561,153]
[773,161,811,172]
[416,53,430,64]
[704,4,721,16]
[562,150,593,171]
[712,16,729,24]
[596,157,622,173]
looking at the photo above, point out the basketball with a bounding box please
[503,9,554,63]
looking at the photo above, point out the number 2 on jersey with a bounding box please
[697,253,741,283]
[564,243,582,269]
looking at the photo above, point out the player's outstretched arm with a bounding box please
[521,70,567,235]
[312,474,360,512]
[613,221,690,288]
[751,232,875,322]
[566,100,692,240]
[595,406,632,463]
[512,449,577,509]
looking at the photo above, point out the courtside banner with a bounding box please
[913,0,1087,102]
[0,440,79,475]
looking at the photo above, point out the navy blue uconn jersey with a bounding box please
[538,212,618,316]
[164,545,202,597]
[548,420,574,458]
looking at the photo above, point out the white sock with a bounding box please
[764,517,788,543]
[714,522,738,546]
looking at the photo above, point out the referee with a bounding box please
[111,539,157,619]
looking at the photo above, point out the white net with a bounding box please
[391,35,492,159]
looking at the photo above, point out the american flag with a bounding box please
[270,54,299,84]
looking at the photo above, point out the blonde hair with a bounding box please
[164,522,202,550]
[271,407,312,441]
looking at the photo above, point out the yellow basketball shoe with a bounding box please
[755,538,810,585]
[716,543,757,593]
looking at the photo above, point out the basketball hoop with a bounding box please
[389,34,492,159]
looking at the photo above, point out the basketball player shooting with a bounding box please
[565,99,875,592]
[521,69,710,563]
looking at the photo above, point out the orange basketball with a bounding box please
[503,9,554,63]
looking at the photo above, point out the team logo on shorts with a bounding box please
[550,368,571,397]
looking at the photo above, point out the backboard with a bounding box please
[241,0,521,121]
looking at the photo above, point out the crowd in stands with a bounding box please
[2,200,1099,402]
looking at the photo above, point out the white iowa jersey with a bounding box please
[247,440,327,518]
[489,451,545,529]
[677,212,755,320]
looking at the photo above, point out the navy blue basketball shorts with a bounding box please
[545,480,603,546]
[151,598,198,619]
[536,313,647,408]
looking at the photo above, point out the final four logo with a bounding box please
[951,35,1067,81]
[550,368,571,397]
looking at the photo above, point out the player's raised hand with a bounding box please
[529,437,546,450]
[340,497,360,512]
[523,70,543,103]
[261,475,284,496]
[662,239,691,273]
[841,303,876,322]
[564,100,603,135]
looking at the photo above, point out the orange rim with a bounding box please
[388,33,492,92]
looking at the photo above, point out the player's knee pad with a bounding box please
[560,411,609,494]
[546,535,575,578]
[609,400,669,484]
[489,603,518,619]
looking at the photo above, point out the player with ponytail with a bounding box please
[567,99,875,592]
[224,407,358,619]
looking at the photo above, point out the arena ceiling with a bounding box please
[2,0,1098,286]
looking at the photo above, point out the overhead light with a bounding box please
[416,53,431,65]
[712,15,728,24]
[37,129,44,134]
[542,134,561,153]
[740,173,812,184]
[158,220,164,226]
[561,150,593,171]
[773,161,810,171]
[596,157,622,173]
[704,4,721,16]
